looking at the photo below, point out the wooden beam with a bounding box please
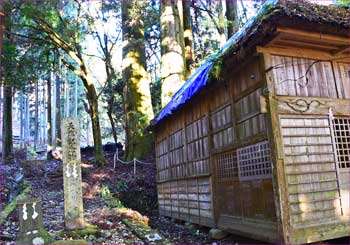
[257,46,350,61]
[276,27,350,45]
[266,33,283,46]
[277,38,339,51]
[332,46,350,56]
[272,96,350,116]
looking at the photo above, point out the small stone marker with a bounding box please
[17,199,46,244]
[61,118,85,230]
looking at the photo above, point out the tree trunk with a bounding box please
[74,76,78,117]
[0,87,3,154]
[0,9,3,154]
[55,73,61,147]
[183,0,194,78]
[47,71,52,150]
[218,0,226,47]
[2,85,13,164]
[107,111,118,145]
[34,79,39,150]
[19,91,24,148]
[25,95,29,146]
[122,0,154,160]
[86,83,106,165]
[225,0,239,38]
[160,0,186,107]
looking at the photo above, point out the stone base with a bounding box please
[209,228,228,240]
[16,227,53,245]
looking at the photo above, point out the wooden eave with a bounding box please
[265,27,350,56]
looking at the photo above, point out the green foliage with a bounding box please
[334,0,350,6]
[100,185,112,199]
[58,225,100,240]
[122,219,169,244]
[53,239,88,245]
[1,183,31,225]
[150,78,162,116]
[100,185,124,208]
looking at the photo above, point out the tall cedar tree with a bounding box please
[183,0,194,78]
[160,0,186,107]
[121,1,154,160]
[1,4,13,164]
[226,0,239,38]
[0,7,3,155]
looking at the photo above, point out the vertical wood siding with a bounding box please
[335,63,350,99]
[235,88,266,139]
[271,56,338,98]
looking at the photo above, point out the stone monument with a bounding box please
[61,118,85,229]
[17,199,51,244]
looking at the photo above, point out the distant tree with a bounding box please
[87,0,122,146]
[121,0,154,160]
[19,1,107,165]
[1,1,46,163]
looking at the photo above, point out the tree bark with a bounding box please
[160,0,186,107]
[2,85,13,164]
[0,9,3,154]
[47,70,52,150]
[218,0,226,47]
[85,81,106,165]
[122,0,154,160]
[107,110,117,145]
[55,73,61,147]
[183,0,194,79]
[225,0,239,38]
[34,79,39,150]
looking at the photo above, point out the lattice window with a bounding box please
[333,117,350,169]
[235,88,266,139]
[237,141,272,180]
[215,150,238,180]
[211,104,235,149]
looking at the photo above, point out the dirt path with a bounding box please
[2,154,347,245]
[1,160,143,244]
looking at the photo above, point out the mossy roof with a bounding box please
[155,0,349,125]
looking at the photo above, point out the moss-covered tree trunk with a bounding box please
[121,0,154,161]
[225,0,239,38]
[160,0,186,107]
[183,0,194,79]
[2,85,13,164]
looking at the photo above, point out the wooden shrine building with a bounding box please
[154,1,350,244]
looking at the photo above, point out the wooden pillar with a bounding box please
[259,53,289,243]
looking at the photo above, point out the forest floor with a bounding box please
[1,149,349,244]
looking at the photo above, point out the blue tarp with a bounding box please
[155,0,278,124]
